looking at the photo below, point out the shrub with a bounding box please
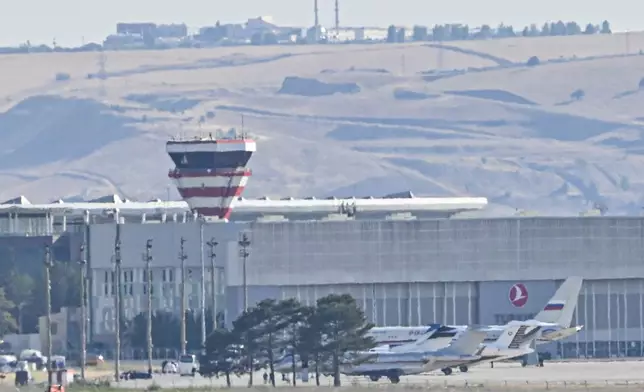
[526,56,540,66]
[55,72,70,81]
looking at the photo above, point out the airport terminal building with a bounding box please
[1,195,644,359]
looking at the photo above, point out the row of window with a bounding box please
[101,282,219,297]
[101,268,216,284]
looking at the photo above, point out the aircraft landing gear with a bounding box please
[441,368,453,376]
[369,375,380,382]
[458,365,469,373]
[388,375,400,384]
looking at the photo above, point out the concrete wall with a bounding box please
[38,307,80,356]
[89,217,644,286]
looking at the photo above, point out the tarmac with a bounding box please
[111,360,644,389]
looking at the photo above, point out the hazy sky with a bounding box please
[0,0,638,47]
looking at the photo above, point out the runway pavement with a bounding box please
[112,360,644,389]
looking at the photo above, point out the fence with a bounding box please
[69,376,644,390]
[3,374,644,391]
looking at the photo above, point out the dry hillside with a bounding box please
[2,33,644,214]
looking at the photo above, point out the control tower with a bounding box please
[167,133,256,220]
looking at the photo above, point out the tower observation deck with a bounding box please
[167,134,256,220]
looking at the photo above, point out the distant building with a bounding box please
[246,16,278,32]
[38,307,81,357]
[156,24,188,38]
[116,23,156,36]
[328,28,356,42]
[103,34,145,50]
[198,16,292,44]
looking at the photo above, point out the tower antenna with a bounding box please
[314,0,320,43]
[334,0,340,37]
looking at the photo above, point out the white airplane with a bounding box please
[342,318,548,384]
[434,319,554,375]
[368,276,584,354]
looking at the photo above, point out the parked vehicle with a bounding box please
[178,354,197,377]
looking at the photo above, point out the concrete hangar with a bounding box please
[2,193,644,359]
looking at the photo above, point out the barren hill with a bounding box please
[3,33,644,214]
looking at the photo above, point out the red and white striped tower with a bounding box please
[167,136,256,220]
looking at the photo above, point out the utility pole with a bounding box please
[334,0,340,37]
[113,236,122,381]
[144,239,153,375]
[238,232,251,388]
[179,237,187,355]
[238,233,251,312]
[199,221,206,352]
[44,244,53,387]
[78,242,87,380]
[313,0,319,43]
[206,237,219,331]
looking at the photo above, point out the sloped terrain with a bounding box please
[2,33,644,214]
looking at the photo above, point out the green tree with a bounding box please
[7,273,33,333]
[296,306,325,386]
[232,307,266,386]
[203,328,242,387]
[570,89,585,101]
[315,294,375,387]
[186,309,215,350]
[283,299,311,386]
[584,23,597,34]
[251,299,288,386]
[541,22,551,36]
[601,20,612,34]
[128,311,180,349]
[0,288,17,336]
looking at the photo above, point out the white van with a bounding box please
[178,354,197,376]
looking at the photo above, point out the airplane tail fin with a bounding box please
[534,277,583,327]
[438,328,487,356]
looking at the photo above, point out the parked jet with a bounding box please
[436,319,550,375]
[340,327,489,384]
[369,276,584,352]
[352,320,549,381]
[273,324,443,375]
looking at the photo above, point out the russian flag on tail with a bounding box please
[543,301,565,311]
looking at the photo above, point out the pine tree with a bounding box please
[0,288,17,336]
[315,294,375,387]
[203,328,242,387]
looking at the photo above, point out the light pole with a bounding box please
[144,239,153,375]
[199,220,206,352]
[238,232,251,312]
[44,244,53,387]
[178,237,187,355]
[237,232,251,387]
[206,237,218,331]
[113,237,122,381]
[78,242,87,380]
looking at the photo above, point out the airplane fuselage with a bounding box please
[341,352,481,377]
[369,324,581,350]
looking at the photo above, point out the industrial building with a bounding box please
[1,194,643,359]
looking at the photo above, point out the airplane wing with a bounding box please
[439,329,487,356]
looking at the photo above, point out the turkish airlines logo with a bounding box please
[509,283,528,308]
